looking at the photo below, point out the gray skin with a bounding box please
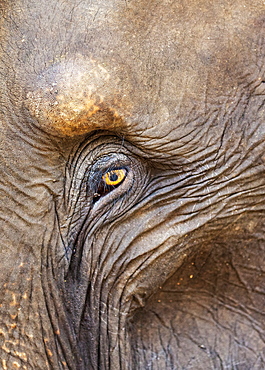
[0,0,265,368]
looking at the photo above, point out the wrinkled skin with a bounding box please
[0,0,265,369]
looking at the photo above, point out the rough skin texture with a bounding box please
[0,0,265,369]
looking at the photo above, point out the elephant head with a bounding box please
[0,0,265,368]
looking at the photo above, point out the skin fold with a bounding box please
[0,0,265,368]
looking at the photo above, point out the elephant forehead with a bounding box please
[21,0,264,137]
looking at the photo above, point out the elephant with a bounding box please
[0,0,265,368]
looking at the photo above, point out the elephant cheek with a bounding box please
[66,227,188,368]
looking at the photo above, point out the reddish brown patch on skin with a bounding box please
[25,58,132,136]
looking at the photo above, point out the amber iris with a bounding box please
[102,169,126,186]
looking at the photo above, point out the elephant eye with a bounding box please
[102,168,126,186]
[93,168,127,202]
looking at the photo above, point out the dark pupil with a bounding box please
[109,173,118,182]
